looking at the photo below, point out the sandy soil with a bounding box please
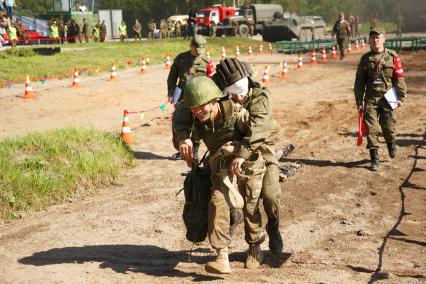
[0,47,425,283]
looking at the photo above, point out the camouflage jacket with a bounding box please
[354,48,407,107]
[333,20,350,39]
[167,51,209,97]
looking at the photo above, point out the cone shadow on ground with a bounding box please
[282,158,370,169]
[19,245,222,281]
[133,151,175,161]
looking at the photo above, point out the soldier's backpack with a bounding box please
[182,165,212,243]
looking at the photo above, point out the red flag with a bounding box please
[356,110,368,146]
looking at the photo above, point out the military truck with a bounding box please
[262,12,327,42]
[216,4,283,37]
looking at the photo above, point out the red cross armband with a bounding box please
[393,56,405,78]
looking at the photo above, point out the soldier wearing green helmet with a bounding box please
[177,76,269,274]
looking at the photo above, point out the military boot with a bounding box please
[266,218,283,254]
[205,247,231,274]
[245,244,264,269]
[387,142,397,158]
[369,149,379,171]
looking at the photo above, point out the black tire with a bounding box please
[238,24,249,37]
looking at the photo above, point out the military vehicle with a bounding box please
[262,12,327,42]
[217,4,283,37]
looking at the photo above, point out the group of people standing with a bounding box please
[48,18,108,43]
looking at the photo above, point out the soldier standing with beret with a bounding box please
[354,27,407,171]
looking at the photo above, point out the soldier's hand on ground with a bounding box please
[231,157,245,176]
[168,96,174,104]
[397,100,403,107]
[179,139,193,161]
[357,105,363,112]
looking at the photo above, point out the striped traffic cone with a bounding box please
[331,46,337,58]
[221,47,226,59]
[139,58,148,74]
[360,39,365,48]
[321,48,327,63]
[262,66,270,83]
[165,55,172,69]
[110,63,118,80]
[309,50,317,64]
[281,60,290,78]
[355,39,359,50]
[259,44,263,54]
[120,110,134,144]
[22,75,36,99]
[296,54,304,71]
[248,46,253,56]
[235,46,240,58]
[71,68,81,88]
[207,60,215,78]
[347,42,352,54]
[269,42,273,54]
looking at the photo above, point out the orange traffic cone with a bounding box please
[259,44,263,54]
[139,58,148,74]
[331,46,337,58]
[110,63,118,80]
[71,68,81,88]
[165,55,172,69]
[121,109,134,144]
[262,65,270,83]
[22,75,36,99]
[207,60,215,78]
[281,60,290,78]
[248,46,253,56]
[296,54,304,71]
[360,39,365,48]
[268,42,273,54]
[221,47,226,59]
[355,39,359,50]
[347,42,352,54]
[321,48,327,63]
[235,46,240,57]
[309,50,317,64]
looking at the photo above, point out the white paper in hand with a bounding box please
[384,87,399,110]
[173,86,182,104]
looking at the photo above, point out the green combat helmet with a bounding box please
[184,77,223,108]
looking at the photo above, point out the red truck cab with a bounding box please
[196,5,237,27]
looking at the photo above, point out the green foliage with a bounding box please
[0,48,36,59]
[0,128,134,219]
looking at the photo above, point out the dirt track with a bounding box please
[0,48,425,283]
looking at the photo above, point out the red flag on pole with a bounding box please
[356,110,368,146]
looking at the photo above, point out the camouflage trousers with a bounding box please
[364,100,396,149]
[208,154,266,249]
[262,162,281,220]
[337,38,347,59]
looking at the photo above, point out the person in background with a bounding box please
[82,18,89,43]
[133,19,141,41]
[332,12,351,60]
[119,20,127,42]
[100,20,106,42]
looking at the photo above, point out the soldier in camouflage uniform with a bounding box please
[168,35,210,158]
[148,19,156,39]
[332,12,351,60]
[178,77,269,274]
[212,58,283,255]
[354,27,407,171]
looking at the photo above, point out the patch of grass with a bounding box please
[0,37,261,84]
[0,128,134,220]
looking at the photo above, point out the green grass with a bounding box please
[0,128,134,219]
[0,37,262,85]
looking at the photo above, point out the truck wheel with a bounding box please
[305,29,313,41]
[297,30,306,41]
[313,27,325,40]
[238,24,249,37]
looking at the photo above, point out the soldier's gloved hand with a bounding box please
[357,105,363,112]
[397,100,403,107]
[179,139,193,162]
[231,157,246,176]
[168,96,174,104]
